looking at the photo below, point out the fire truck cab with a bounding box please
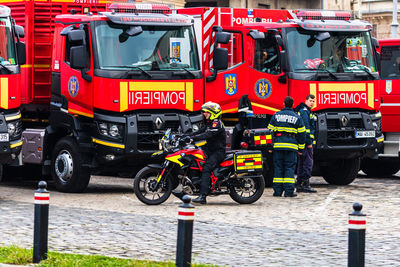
[361,39,400,176]
[0,5,25,176]
[179,8,383,185]
[4,1,202,192]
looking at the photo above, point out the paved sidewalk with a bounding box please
[1,175,400,266]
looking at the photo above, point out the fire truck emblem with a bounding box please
[386,80,392,94]
[68,76,79,97]
[224,74,237,96]
[171,42,181,63]
[254,79,272,99]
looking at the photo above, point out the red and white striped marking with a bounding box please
[348,215,366,230]
[178,207,195,221]
[34,192,50,205]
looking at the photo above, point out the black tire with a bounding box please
[229,175,265,204]
[361,158,400,177]
[321,158,360,185]
[133,166,172,205]
[51,137,90,193]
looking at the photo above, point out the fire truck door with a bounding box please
[60,25,93,118]
[247,32,288,117]
[204,31,248,113]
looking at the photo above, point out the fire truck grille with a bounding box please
[137,132,163,151]
[326,118,364,129]
[327,130,367,146]
[137,121,181,132]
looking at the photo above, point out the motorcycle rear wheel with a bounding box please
[229,175,265,204]
[133,166,172,205]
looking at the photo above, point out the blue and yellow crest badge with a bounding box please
[171,42,181,63]
[68,76,79,97]
[224,74,237,96]
[254,78,272,99]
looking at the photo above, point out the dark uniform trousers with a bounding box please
[273,150,297,195]
[297,146,313,184]
[200,151,225,195]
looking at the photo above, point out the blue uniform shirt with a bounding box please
[295,102,317,145]
[267,107,306,152]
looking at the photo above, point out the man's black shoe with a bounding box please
[284,192,297,197]
[192,194,207,204]
[302,185,317,193]
[171,190,185,201]
[273,192,282,197]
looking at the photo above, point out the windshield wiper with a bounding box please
[295,67,338,80]
[0,63,12,74]
[172,67,196,78]
[103,65,153,78]
[358,67,375,79]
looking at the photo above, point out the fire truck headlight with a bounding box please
[7,122,16,136]
[99,123,108,136]
[109,125,120,137]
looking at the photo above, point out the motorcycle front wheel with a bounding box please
[133,166,172,205]
[229,175,265,204]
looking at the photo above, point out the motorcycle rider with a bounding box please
[172,101,226,204]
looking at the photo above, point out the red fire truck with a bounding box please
[178,8,383,185]
[0,5,25,178]
[361,39,400,176]
[3,1,203,192]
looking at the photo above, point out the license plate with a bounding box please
[355,130,375,138]
[0,133,9,142]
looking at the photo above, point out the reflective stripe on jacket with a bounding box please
[267,107,306,152]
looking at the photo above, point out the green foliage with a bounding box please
[0,246,218,267]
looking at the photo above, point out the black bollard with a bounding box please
[176,195,194,267]
[33,181,49,263]
[348,202,366,267]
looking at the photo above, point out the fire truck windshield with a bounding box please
[94,21,199,72]
[0,17,16,66]
[285,28,376,76]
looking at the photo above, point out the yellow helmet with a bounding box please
[201,101,222,120]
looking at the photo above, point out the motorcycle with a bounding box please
[133,129,265,205]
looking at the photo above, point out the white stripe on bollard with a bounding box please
[178,207,194,221]
[348,215,366,230]
[34,192,50,205]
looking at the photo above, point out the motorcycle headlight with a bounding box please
[7,122,15,136]
[109,125,120,137]
[192,123,199,132]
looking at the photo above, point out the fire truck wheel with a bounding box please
[321,158,360,185]
[51,137,90,193]
[361,158,400,177]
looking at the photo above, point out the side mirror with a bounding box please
[215,31,231,44]
[372,37,379,49]
[316,32,330,42]
[249,30,265,40]
[275,35,285,49]
[206,47,228,82]
[14,25,24,38]
[280,50,289,73]
[70,45,86,69]
[213,47,228,70]
[67,30,85,45]
[16,41,26,65]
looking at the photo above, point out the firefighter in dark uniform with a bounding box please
[190,102,226,204]
[295,94,317,193]
[268,96,306,197]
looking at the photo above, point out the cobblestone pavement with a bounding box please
[1,173,400,266]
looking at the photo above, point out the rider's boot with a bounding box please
[172,190,185,201]
[301,180,317,193]
[192,194,207,204]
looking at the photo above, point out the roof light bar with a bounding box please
[108,3,170,14]
[294,10,351,21]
